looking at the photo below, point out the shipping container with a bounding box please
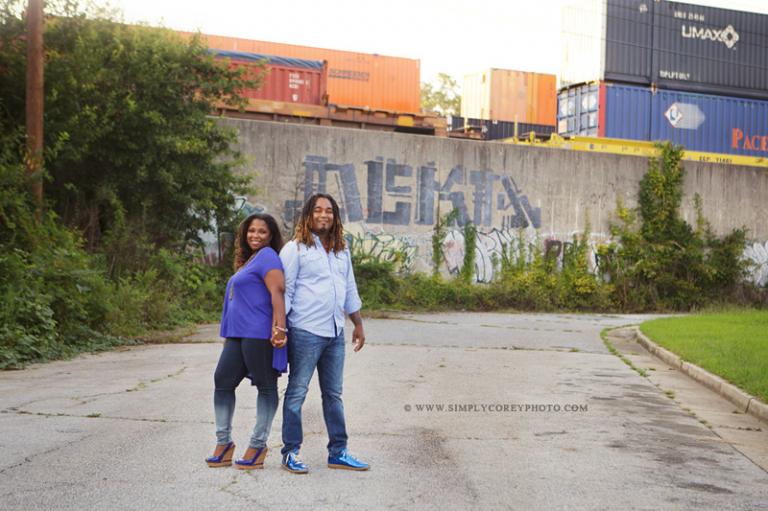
[211,50,327,105]
[561,0,768,100]
[447,116,555,140]
[561,0,653,87]
[184,32,420,113]
[461,69,556,125]
[558,81,768,156]
[653,1,768,99]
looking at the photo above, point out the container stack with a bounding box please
[190,32,421,114]
[558,0,768,156]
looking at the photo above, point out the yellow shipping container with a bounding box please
[461,69,556,125]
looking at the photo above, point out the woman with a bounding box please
[205,213,288,470]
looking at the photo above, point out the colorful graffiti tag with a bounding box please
[443,227,606,283]
[345,225,419,273]
[744,240,768,287]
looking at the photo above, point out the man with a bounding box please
[279,193,369,474]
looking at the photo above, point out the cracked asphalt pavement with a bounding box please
[1,312,767,510]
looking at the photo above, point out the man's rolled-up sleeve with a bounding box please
[280,241,299,315]
[344,249,362,315]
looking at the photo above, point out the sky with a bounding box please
[112,0,768,88]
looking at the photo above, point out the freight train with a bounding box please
[183,0,767,163]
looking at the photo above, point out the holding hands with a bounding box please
[271,324,288,348]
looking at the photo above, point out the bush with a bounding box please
[0,145,226,368]
[0,3,246,368]
[601,144,749,311]
[354,259,400,309]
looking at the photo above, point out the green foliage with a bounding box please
[459,222,477,284]
[420,73,461,115]
[349,232,409,270]
[600,143,748,311]
[0,1,257,251]
[0,2,241,368]
[0,158,125,368]
[355,223,613,313]
[0,148,227,368]
[432,208,459,277]
[353,260,400,310]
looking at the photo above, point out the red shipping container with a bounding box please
[212,50,328,105]
[188,33,420,113]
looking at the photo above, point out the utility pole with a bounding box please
[26,0,44,221]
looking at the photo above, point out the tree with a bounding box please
[0,1,262,259]
[420,73,461,115]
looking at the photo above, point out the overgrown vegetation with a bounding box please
[354,222,612,313]
[431,208,458,277]
[355,143,759,313]
[0,2,257,368]
[598,144,749,311]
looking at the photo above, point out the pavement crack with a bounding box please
[0,436,92,475]
[371,342,600,354]
[218,474,261,504]
[126,366,187,392]
[70,389,133,405]
[353,431,519,441]
[0,408,210,425]
[381,317,583,335]
[480,323,565,333]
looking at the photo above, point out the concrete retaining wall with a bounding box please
[216,118,768,283]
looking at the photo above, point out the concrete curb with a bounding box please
[632,326,768,425]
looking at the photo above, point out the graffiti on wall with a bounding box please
[443,227,536,282]
[744,241,768,287]
[195,197,268,265]
[277,154,621,283]
[442,227,606,283]
[283,155,541,230]
[238,197,266,217]
[345,225,419,273]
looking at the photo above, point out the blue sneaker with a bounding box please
[327,450,370,471]
[281,451,309,474]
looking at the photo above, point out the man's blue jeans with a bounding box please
[281,327,348,456]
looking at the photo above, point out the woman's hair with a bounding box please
[293,193,346,252]
[233,213,284,271]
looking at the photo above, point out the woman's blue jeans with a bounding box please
[281,328,348,456]
[213,338,278,449]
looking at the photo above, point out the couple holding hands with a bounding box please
[205,193,369,474]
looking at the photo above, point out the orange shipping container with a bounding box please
[183,32,420,114]
[461,69,556,126]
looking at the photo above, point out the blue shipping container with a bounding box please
[557,82,768,156]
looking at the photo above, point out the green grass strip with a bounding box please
[600,327,647,377]
[640,310,768,403]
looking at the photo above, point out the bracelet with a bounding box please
[273,325,287,333]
